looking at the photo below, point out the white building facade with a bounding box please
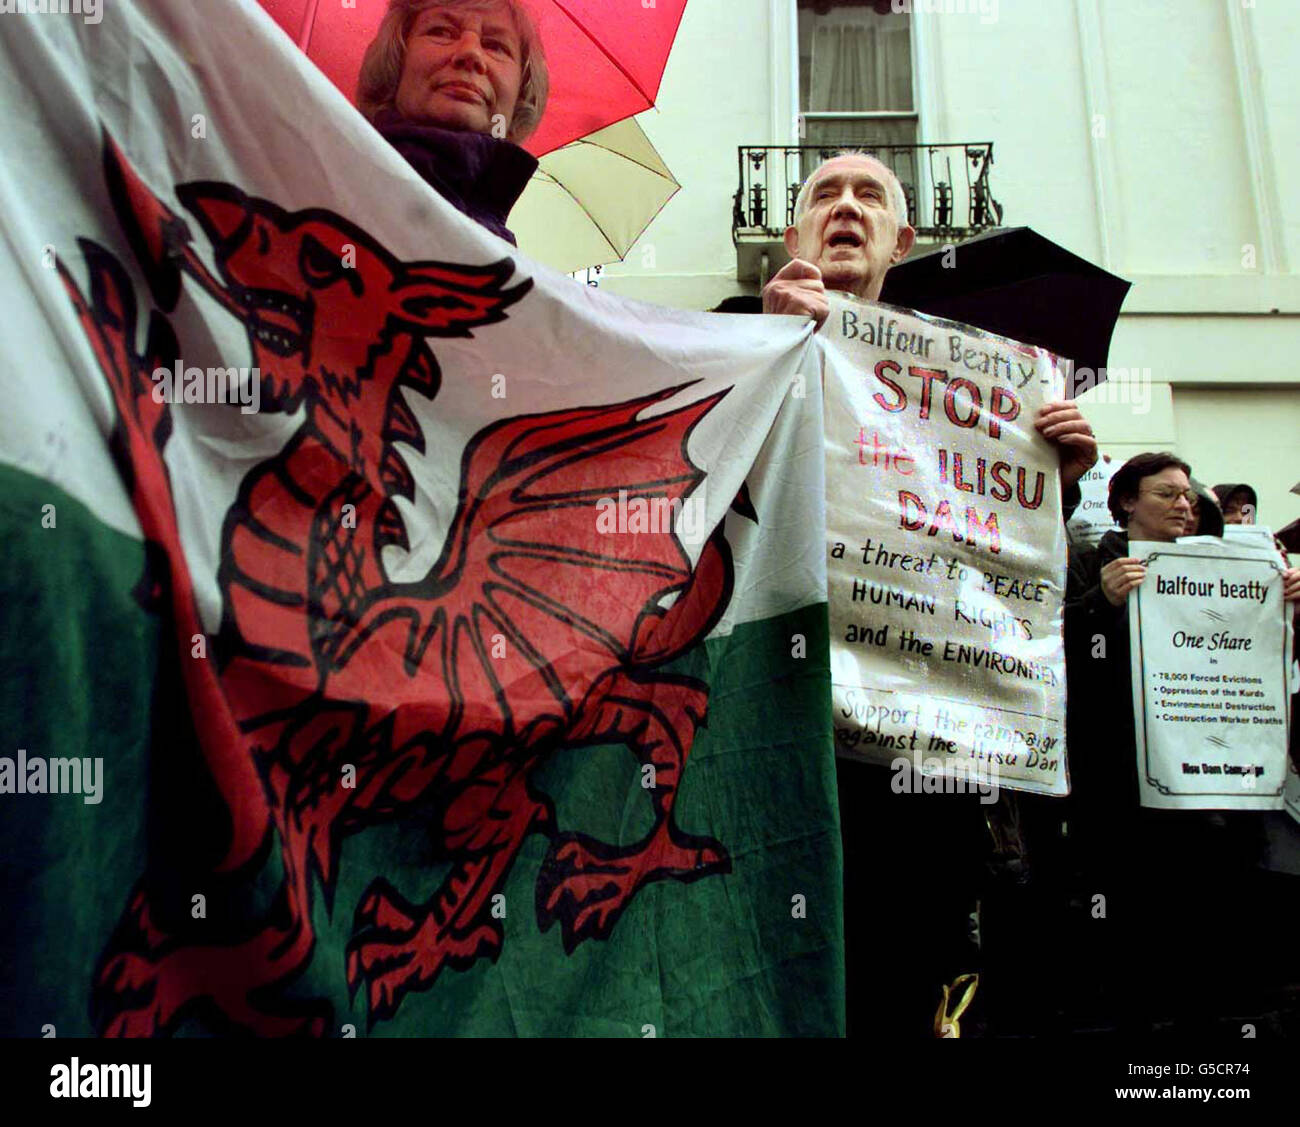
[587,0,1299,530]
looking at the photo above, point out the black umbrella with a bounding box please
[1279,518,1300,555]
[879,226,1131,391]
[1280,483,1300,554]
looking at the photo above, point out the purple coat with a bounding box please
[374,109,537,246]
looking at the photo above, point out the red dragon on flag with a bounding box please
[59,135,736,1036]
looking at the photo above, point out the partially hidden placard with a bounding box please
[1066,451,1118,550]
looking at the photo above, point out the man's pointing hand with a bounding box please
[762,257,830,329]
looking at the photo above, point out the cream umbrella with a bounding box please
[510,117,680,275]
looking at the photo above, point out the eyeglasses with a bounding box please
[1140,487,1196,504]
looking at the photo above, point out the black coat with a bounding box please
[373,110,538,246]
[1063,530,1137,862]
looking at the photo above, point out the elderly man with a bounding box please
[762,151,912,322]
[762,151,1096,495]
[762,153,1109,1036]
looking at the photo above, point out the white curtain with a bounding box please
[808,16,912,113]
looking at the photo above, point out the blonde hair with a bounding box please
[357,0,549,143]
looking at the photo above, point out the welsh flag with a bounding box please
[0,1,842,1035]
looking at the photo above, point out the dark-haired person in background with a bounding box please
[1062,452,1300,1032]
[1213,482,1259,525]
[1213,481,1293,566]
[1184,478,1224,538]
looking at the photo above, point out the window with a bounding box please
[797,0,917,151]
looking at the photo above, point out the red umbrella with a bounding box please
[258,0,688,157]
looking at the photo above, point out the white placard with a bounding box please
[1223,524,1279,552]
[1066,452,1118,550]
[823,294,1070,796]
[1129,538,1292,809]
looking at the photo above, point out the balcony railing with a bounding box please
[733,142,1003,245]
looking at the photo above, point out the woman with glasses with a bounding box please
[1060,452,1300,1033]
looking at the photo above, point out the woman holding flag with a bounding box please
[356,0,550,245]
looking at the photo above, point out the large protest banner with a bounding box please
[1128,538,1293,810]
[0,0,842,1036]
[822,293,1070,796]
